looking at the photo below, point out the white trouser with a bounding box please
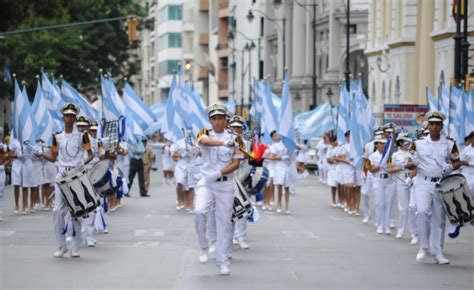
[409,186,418,237]
[414,179,446,256]
[0,169,5,214]
[234,218,247,242]
[53,183,82,252]
[207,201,216,245]
[361,175,373,219]
[194,181,234,266]
[396,177,411,236]
[373,177,394,231]
[82,212,96,243]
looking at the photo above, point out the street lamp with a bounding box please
[326,87,334,107]
[344,0,351,92]
[247,8,286,79]
[245,41,256,114]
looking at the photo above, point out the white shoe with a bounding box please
[410,236,419,245]
[219,264,230,275]
[199,251,208,263]
[434,254,450,265]
[276,208,282,213]
[285,210,291,215]
[232,238,238,245]
[238,241,249,249]
[384,229,391,235]
[390,222,396,229]
[331,203,337,208]
[208,244,216,254]
[376,228,383,234]
[262,205,267,210]
[53,247,68,258]
[362,217,369,224]
[416,248,429,263]
[70,251,80,258]
[86,240,95,247]
[102,228,109,234]
[396,233,403,239]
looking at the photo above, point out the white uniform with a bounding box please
[9,138,22,186]
[162,143,176,171]
[460,144,474,193]
[172,138,201,190]
[316,141,328,183]
[194,129,241,268]
[369,151,395,232]
[83,134,101,245]
[0,143,6,216]
[116,141,130,183]
[21,143,39,188]
[339,143,354,185]
[361,141,375,220]
[391,149,415,237]
[234,139,252,244]
[263,147,275,179]
[52,128,90,253]
[412,135,456,256]
[326,145,338,187]
[271,141,289,186]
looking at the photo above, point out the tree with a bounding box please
[0,0,148,98]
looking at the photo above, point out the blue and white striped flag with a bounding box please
[440,84,450,129]
[426,88,439,112]
[61,80,99,120]
[179,83,211,135]
[296,101,335,140]
[466,89,474,134]
[31,81,54,144]
[448,85,466,144]
[41,72,64,131]
[224,99,237,116]
[261,82,280,144]
[379,135,393,168]
[100,75,123,120]
[123,81,156,132]
[278,71,296,153]
[161,74,186,142]
[337,83,350,144]
[12,80,37,143]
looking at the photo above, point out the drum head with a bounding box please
[437,174,466,191]
[89,160,111,184]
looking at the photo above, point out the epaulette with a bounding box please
[196,128,209,141]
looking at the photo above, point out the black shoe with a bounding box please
[140,194,150,197]
[124,194,131,198]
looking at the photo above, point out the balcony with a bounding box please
[217,43,229,58]
[197,66,209,80]
[218,1,229,18]
[199,33,209,46]
[199,0,209,12]
[218,84,228,99]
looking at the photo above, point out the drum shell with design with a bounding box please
[89,160,117,197]
[238,162,270,195]
[436,174,473,225]
[56,166,100,218]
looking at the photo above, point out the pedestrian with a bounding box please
[142,137,155,193]
[194,103,241,275]
[407,111,461,264]
[38,103,94,258]
[127,136,148,197]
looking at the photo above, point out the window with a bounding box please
[168,5,182,20]
[159,60,181,75]
[168,33,182,48]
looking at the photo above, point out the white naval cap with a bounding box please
[383,122,396,133]
[396,132,412,143]
[76,115,89,126]
[229,115,246,127]
[205,103,228,118]
[426,111,445,123]
[373,135,388,144]
[89,120,99,130]
[61,103,80,116]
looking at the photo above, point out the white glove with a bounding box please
[281,155,289,161]
[223,139,237,148]
[181,152,189,158]
[442,163,453,175]
[204,170,222,183]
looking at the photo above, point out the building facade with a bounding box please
[366,0,474,122]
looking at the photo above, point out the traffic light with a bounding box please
[127,16,138,41]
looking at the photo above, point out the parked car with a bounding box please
[305,137,322,172]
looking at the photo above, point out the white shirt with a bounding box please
[461,144,474,176]
[369,151,387,176]
[391,149,413,176]
[413,135,456,177]
[9,138,22,170]
[326,145,338,170]
[53,128,89,168]
[172,137,200,170]
[270,141,289,169]
[198,129,241,177]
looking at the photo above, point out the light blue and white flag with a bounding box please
[123,81,156,132]
[426,88,439,112]
[31,81,54,144]
[448,85,466,145]
[349,93,365,170]
[41,72,64,131]
[61,80,99,120]
[224,99,237,116]
[439,84,450,129]
[12,80,37,143]
[161,74,186,142]
[151,101,165,119]
[296,101,335,140]
[337,83,350,144]
[466,88,474,134]
[261,82,280,144]
[379,135,393,168]
[356,79,375,143]
[278,71,296,153]
[179,82,211,134]
[100,75,123,120]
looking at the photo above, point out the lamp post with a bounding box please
[345,0,351,92]
[245,41,256,117]
[247,9,286,79]
[326,86,334,107]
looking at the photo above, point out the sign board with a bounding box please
[383,104,429,134]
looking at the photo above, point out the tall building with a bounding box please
[366,0,474,122]
[215,0,230,102]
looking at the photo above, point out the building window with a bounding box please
[168,33,182,48]
[168,5,182,20]
[159,60,181,75]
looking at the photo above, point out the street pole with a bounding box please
[248,44,252,116]
[283,18,286,80]
[312,3,317,109]
[345,0,351,92]
[461,0,470,79]
[241,49,245,115]
[453,0,462,83]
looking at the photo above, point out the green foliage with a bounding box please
[0,0,147,98]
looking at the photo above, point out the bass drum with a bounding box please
[237,161,269,195]
[436,174,473,225]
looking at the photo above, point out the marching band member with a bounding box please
[326,136,339,206]
[9,136,26,214]
[407,111,461,264]
[194,104,241,275]
[334,131,355,214]
[317,133,331,183]
[296,139,309,178]
[229,115,250,250]
[262,139,275,211]
[172,129,201,213]
[115,137,130,207]
[35,140,57,211]
[162,140,175,185]
[388,133,416,239]
[39,103,94,258]
[383,123,397,229]
[21,140,39,214]
[268,130,292,214]
[368,136,394,234]
[460,131,474,193]
[0,142,10,221]
[361,126,384,223]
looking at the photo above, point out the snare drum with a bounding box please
[237,161,269,195]
[436,174,473,225]
[232,178,252,221]
[56,166,100,218]
[89,160,116,197]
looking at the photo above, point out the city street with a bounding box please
[1,172,473,289]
